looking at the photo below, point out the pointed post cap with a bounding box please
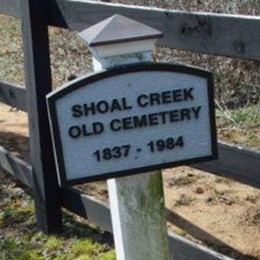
[78,14,163,47]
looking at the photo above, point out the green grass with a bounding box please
[0,176,115,260]
[230,106,260,126]
[0,235,115,260]
[216,104,260,127]
[216,104,260,148]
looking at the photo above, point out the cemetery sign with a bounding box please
[47,63,217,186]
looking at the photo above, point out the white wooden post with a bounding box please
[79,15,170,260]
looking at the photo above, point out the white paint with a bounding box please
[88,23,170,260]
[89,39,157,58]
[107,178,126,260]
[92,51,152,70]
[108,172,169,260]
[90,27,170,260]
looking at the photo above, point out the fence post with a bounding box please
[79,15,170,259]
[20,0,62,233]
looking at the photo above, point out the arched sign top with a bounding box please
[48,62,213,100]
[47,63,217,186]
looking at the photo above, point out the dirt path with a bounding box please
[1,103,260,259]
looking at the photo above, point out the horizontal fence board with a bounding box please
[168,232,233,260]
[1,0,260,61]
[49,0,260,61]
[62,187,112,232]
[62,187,232,259]
[0,81,27,111]
[194,142,260,189]
[0,146,33,187]
[0,0,22,18]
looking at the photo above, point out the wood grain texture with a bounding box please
[49,0,260,61]
[0,146,33,187]
[0,0,22,18]
[194,141,260,188]
[21,0,62,233]
[0,81,27,111]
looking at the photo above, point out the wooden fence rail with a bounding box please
[0,81,27,111]
[0,0,259,259]
[0,146,32,187]
[1,0,260,60]
[0,0,21,18]
[194,142,260,189]
[49,0,260,61]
